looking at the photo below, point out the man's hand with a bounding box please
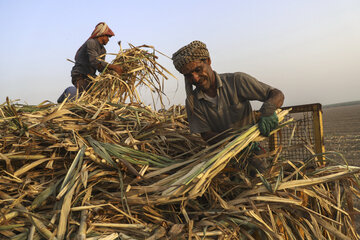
[258,112,278,137]
[258,94,282,137]
[109,64,123,75]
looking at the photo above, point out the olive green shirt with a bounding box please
[185,72,274,134]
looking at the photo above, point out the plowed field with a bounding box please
[323,103,360,229]
[323,103,360,165]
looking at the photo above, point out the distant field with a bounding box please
[323,103,360,165]
[324,100,360,109]
[322,103,360,230]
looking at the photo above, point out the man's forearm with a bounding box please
[260,89,284,116]
[267,89,284,108]
[108,64,123,75]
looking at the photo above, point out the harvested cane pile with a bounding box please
[83,44,173,106]
[1,45,360,240]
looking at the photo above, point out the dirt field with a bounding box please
[323,103,360,165]
[323,103,360,230]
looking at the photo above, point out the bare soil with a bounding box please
[323,103,360,165]
[323,103,360,230]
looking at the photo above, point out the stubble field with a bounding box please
[323,103,360,165]
[322,103,360,229]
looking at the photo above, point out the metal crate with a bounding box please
[262,103,325,162]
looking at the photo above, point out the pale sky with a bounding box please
[0,0,359,108]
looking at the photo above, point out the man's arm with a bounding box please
[259,88,284,116]
[107,64,123,75]
[87,40,107,72]
[267,88,284,109]
[92,62,123,76]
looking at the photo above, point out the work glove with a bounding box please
[258,102,279,137]
[240,142,264,157]
[247,141,260,153]
[258,112,278,137]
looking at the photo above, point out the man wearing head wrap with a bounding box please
[70,22,123,92]
[172,40,284,145]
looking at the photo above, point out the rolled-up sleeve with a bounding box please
[234,72,274,102]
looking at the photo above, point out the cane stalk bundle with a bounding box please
[82,44,174,106]
[1,44,360,239]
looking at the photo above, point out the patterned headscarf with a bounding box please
[89,22,115,39]
[172,40,210,73]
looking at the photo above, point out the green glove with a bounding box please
[249,141,262,153]
[258,112,278,137]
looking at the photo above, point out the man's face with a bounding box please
[98,35,110,45]
[181,59,215,93]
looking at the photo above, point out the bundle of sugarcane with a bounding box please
[81,44,174,106]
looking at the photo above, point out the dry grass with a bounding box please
[0,44,359,239]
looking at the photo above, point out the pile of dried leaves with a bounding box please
[1,44,360,240]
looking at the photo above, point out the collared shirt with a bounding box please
[71,39,107,77]
[185,72,274,134]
